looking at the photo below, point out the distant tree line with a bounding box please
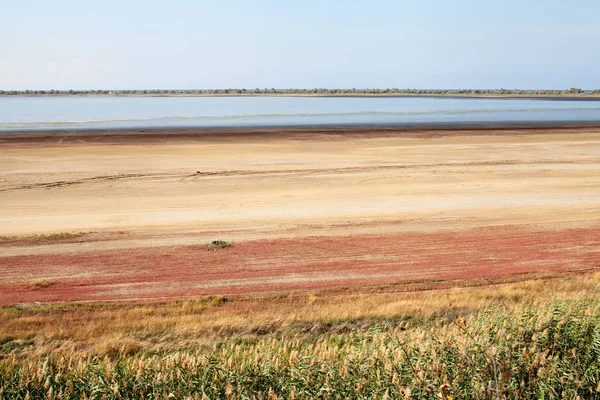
[0,88,599,96]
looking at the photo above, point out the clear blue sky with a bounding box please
[1,0,599,90]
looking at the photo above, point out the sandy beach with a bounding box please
[1,125,599,304]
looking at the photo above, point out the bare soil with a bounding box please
[1,126,599,304]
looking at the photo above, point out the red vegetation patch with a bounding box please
[1,226,599,304]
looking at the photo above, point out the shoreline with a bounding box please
[1,122,600,144]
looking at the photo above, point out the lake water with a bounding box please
[1,96,599,131]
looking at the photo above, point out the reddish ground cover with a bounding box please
[1,225,599,305]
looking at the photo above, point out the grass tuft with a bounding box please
[37,232,87,241]
[0,338,34,354]
[0,231,90,244]
[26,279,57,289]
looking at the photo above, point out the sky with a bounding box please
[1,0,599,90]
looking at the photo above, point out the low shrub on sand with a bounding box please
[209,240,232,249]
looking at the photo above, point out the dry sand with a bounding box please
[1,126,599,303]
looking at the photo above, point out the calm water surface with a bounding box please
[1,96,599,131]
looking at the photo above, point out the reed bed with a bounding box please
[1,274,600,399]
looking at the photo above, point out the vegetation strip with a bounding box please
[1,274,600,398]
[2,88,599,97]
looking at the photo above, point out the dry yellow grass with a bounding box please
[0,232,89,244]
[25,279,57,289]
[1,272,598,359]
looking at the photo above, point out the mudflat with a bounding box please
[1,126,599,304]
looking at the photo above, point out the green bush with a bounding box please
[209,240,232,249]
